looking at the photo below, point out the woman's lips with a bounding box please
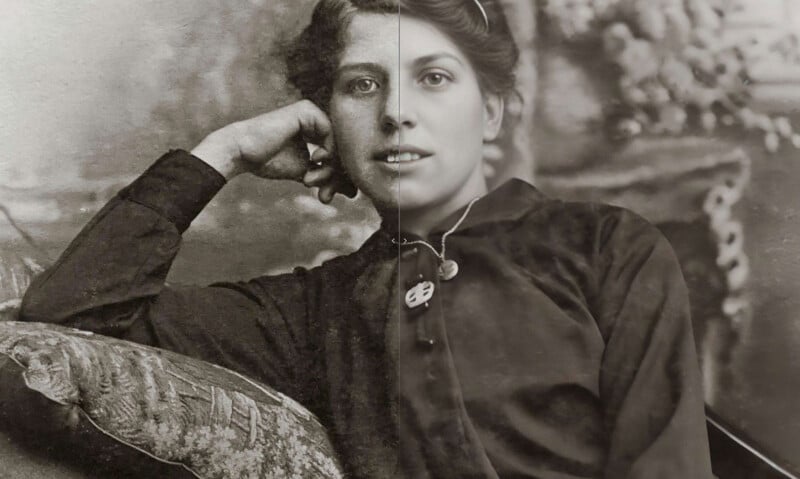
[373,145,433,163]
[385,152,424,163]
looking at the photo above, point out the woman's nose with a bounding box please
[380,85,416,133]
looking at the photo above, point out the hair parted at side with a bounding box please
[286,0,519,110]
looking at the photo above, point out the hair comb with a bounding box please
[470,0,490,30]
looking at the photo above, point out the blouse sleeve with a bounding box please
[593,209,713,478]
[19,150,320,404]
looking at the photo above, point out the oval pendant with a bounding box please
[438,259,459,281]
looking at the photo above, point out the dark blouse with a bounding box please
[20,150,713,478]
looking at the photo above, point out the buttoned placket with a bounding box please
[397,238,498,477]
[399,239,453,434]
[400,242,440,347]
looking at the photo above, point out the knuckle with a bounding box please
[297,99,315,114]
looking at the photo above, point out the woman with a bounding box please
[20,0,713,477]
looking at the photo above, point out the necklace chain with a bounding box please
[392,196,481,262]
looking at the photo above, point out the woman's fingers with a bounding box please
[257,136,309,181]
[294,100,336,153]
[318,184,336,204]
[227,100,336,181]
[303,165,335,186]
[310,145,332,165]
[303,162,358,203]
[243,100,358,202]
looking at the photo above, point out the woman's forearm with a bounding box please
[19,150,226,330]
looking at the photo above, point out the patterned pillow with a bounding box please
[0,321,343,478]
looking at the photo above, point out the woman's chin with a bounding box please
[365,190,433,215]
[357,178,446,213]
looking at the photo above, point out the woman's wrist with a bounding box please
[190,133,243,180]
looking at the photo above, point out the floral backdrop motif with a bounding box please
[535,0,800,173]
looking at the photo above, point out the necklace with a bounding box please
[392,196,481,281]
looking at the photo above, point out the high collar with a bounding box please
[379,178,547,241]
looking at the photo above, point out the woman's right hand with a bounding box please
[191,100,356,203]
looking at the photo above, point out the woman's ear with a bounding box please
[483,93,504,142]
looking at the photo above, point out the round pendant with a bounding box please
[438,259,459,281]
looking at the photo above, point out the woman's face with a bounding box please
[328,13,503,214]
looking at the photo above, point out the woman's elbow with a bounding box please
[18,280,63,323]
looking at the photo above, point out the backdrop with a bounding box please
[2,0,800,469]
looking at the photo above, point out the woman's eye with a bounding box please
[421,72,451,87]
[349,78,379,94]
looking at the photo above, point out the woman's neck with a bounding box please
[381,178,488,238]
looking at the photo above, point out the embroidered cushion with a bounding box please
[0,321,343,478]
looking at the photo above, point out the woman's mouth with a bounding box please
[374,145,433,165]
[386,152,423,163]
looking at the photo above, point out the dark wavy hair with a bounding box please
[286,0,519,110]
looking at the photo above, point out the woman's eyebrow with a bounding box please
[336,62,385,76]
[409,52,464,68]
